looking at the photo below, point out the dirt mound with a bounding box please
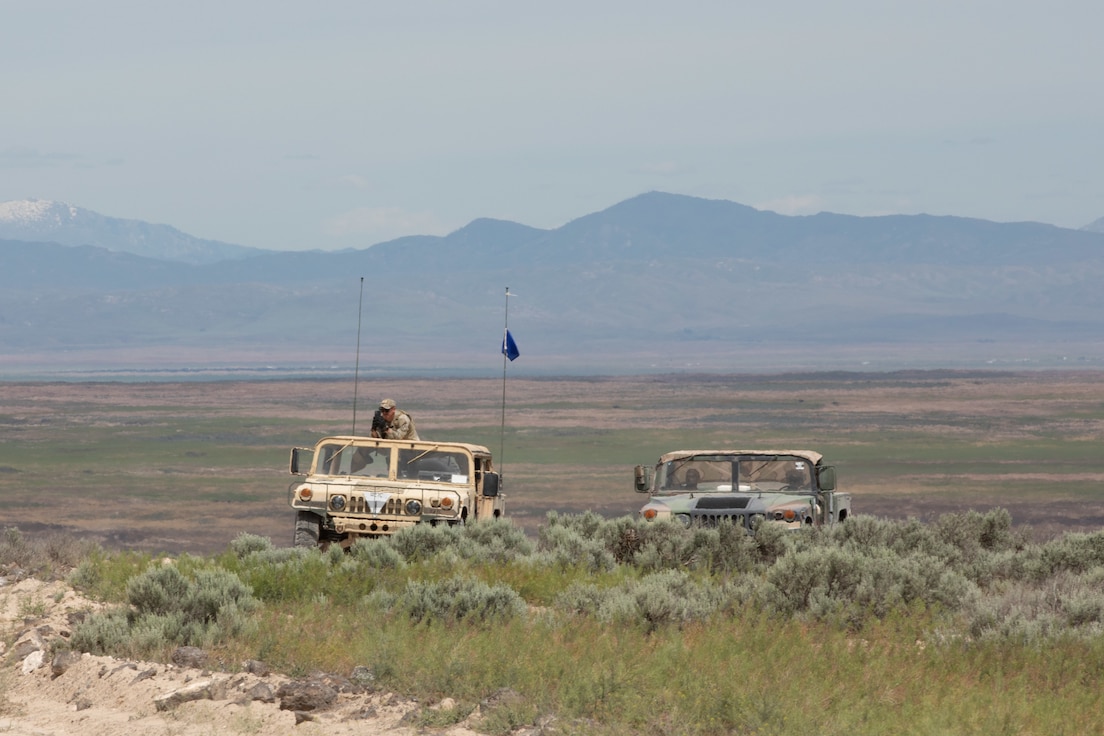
[0,576,503,736]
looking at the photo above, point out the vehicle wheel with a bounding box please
[293,511,321,548]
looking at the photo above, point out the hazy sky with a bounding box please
[3,1,1102,251]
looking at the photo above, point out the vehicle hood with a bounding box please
[644,489,816,513]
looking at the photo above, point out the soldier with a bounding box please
[378,398,419,440]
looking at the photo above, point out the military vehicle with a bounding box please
[287,435,505,548]
[634,449,850,530]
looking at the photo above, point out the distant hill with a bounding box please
[0,199,266,265]
[1084,216,1104,234]
[2,192,1104,377]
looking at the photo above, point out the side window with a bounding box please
[784,462,811,490]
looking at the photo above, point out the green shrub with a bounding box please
[388,524,465,562]
[750,521,791,564]
[71,562,259,656]
[964,568,1104,641]
[127,564,191,616]
[349,538,407,568]
[1031,531,1104,578]
[543,510,606,539]
[68,608,133,654]
[229,533,274,558]
[535,522,616,572]
[556,569,730,631]
[936,508,1023,557]
[626,520,699,572]
[226,546,330,603]
[456,521,535,562]
[833,515,951,560]
[761,546,976,625]
[0,527,29,567]
[182,568,257,624]
[391,574,526,624]
[68,551,150,602]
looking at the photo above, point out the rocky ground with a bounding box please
[1,575,533,736]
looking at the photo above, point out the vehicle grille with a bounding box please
[690,511,750,528]
[347,496,407,515]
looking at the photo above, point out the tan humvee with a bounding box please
[287,435,505,548]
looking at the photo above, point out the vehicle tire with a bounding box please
[293,511,321,548]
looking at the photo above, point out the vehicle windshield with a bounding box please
[315,443,472,483]
[657,454,813,492]
[398,449,471,483]
[317,443,391,477]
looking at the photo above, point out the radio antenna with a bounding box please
[351,276,365,434]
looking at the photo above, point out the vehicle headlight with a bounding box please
[405,499,422,515]
[330,494,346,511]
[674,513,692,527]
[641,502,670,522]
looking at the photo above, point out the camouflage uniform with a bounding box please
[385,409,419,440]
[377,399,415,441]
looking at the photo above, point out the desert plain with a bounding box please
[2,369,1103,554]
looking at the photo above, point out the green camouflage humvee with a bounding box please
[287,436,505,549]
[634,449,851,530]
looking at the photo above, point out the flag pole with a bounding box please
[500,286,510,470]
[352,276,365,435]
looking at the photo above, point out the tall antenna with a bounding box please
[499,286,511,467]
[351,276,365,434]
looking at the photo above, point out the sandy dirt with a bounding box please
[0,577,516,736]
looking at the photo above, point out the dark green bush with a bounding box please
[555,569,730,631]
[1032,531,1104,578]
[229,533,274,558]
[761,546,976,624]
[390,574,526,624]
[127,564,192,617]
[535,521,617,572]
[936,508,1023,557]
[382,521,535,565]
[349,538,407,568]
[388,523,466,562]
[456,521,535,562]
[70,562,259,656]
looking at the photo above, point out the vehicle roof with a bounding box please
[316,435,493,457]
[656,449,825,465]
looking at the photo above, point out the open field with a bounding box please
[2,370,1104,554]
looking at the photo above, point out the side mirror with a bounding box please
[483,472,500,498]
[817,465,837,492]
[287,450,309,478]
[634,465,653,493]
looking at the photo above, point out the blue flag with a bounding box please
[502,329,520,361]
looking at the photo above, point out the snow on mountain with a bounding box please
[0,199,266,265]
[0,199,80,227]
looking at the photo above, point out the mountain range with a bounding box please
[2,193,1104,378]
